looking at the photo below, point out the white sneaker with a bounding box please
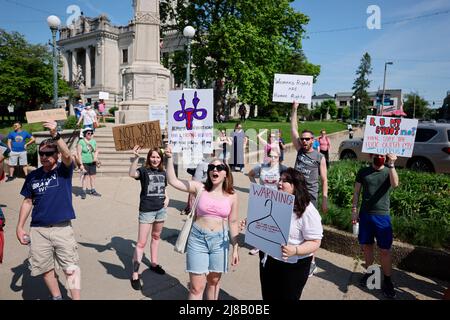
[308,261,317,277]
[249,248,259,255]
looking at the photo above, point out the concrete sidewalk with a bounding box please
[0,134,448,300]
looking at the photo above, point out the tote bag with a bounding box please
[174,189,203,254]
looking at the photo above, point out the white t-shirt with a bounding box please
[252,163,287,190]
[81,109,97,125]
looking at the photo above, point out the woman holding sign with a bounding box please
[129,146,169,290]
[165,145,240,300]
[244,168,323,300]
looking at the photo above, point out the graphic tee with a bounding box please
[136,167,167,212]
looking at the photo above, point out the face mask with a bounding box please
[373,156,385,167]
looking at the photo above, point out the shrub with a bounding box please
[326,160,450,249]
[269,110,280,122]
[27,143,37,167]
[63,115,78,129]
[108,106,118,116]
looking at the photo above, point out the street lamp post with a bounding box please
[183,26,196,88]
[351,95,356,122]
[380,61,393,115]
[47,15,61,109]
[357,98,361,122]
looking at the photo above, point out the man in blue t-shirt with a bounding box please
[74,99,85,120]
[16,121,81,300]
[6,122,35,181]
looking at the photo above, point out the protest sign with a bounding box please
[26,109,67,123]
[149,105,167,130]
[99,91,109,100]
[112,120,162,151]
[245,183,296,263]
[362,116,418,157]
[272,74,313,104]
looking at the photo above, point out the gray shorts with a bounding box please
[9,151,27,166]
[139,208,167,224]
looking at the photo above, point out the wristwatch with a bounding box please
[52,132,61,141]
[386,163,395,168]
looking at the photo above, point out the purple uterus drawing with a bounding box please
[173,91,208,130]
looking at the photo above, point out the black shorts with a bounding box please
[83,162,97,175]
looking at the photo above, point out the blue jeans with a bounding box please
[186,223,229,274]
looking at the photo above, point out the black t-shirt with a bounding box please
[136,167,167,212]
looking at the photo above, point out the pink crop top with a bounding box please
[196,191,232,219]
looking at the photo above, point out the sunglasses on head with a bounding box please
[208,164,226,172]
[39,150,57,157]
[300,137,311,141]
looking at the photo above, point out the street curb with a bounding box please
[321,225,450,281]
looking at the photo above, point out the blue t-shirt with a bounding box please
[7,131,32,152]
[20,162,76,227]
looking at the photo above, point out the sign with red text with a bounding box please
[362,116,418,157]
[272,74,313,104]
[245,183,297,263]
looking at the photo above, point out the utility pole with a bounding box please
[413,93,417,119]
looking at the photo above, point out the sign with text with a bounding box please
[26,109,67,123]
[362,116,418,157]
[168,89,213,166]
[245,183,297,263]
[149,105,167,130]
[112,121,162,151]
[272,74,313,104]
[99,91,109,100]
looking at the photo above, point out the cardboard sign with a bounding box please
[168,89,214,166]
[112,121,162,151]
[99,91,109,100]
[149,105,167,130]
[26,108,67,123]
[245,183,297,263]
[362,116,419,157]
[272,74,313,104]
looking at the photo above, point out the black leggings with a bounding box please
[259,252,312,300]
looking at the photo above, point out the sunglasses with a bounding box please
[85,132,93,135]
[39,150,57,157]
[300,137,311,141]
[208,164,226,172]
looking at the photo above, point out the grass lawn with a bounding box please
[0,122,44,140]
[215,118,347,144]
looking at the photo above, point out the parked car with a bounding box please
[338,122,450,173]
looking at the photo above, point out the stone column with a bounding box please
[61,51,70,82]
[85,47,91,88]
[71,50,77,82]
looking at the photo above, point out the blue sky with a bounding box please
[1,0,449,107]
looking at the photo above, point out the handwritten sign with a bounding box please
[112,121,162,151]
[26,109,67,123]
[168,89,213,166]
[272,74,313,104]
[99,91,109,100]
[245,183,296,262]
[149,105,167,130]
[362,116,418,157]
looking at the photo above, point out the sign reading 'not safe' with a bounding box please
[112,121,162,151]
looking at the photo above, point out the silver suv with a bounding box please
[338,122,450,173]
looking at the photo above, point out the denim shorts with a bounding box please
[138,208,167,224]
[358,212,393,249]
[186,223,229,274]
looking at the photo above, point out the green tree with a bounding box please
[403,92,429,119]
[352,52,372,120]
[320,99,337,119]
[162,0,319,116]
[0,29,71,110]
[342,106,351,120]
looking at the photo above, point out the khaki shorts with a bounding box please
[9,151,27,166]
[29,222,79,276]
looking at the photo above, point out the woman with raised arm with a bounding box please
[128,145,169,290]
[165,145,239,300]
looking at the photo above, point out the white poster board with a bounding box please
[168,89,214,167]
[149,105,167,130]
[362,116,419,157]
[245,183,297,263]
[99,91,109,100]
[272,74,313,104]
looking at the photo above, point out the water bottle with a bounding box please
[352,221,359,236]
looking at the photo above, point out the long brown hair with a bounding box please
[204,160,234,194]
[282,168,310,218]
[145,148,164,171]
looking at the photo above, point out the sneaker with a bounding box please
[382,280,396,299]
[90,189,102,197]
[5,176,15,182]
[308,261,318,277]
[130,277,142,291]
[80,191,87,200]
[249,248,260,255]
[50,295,63,300]
[149,264,165,275]
[359,273,371,288]
[240,167,245,173]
